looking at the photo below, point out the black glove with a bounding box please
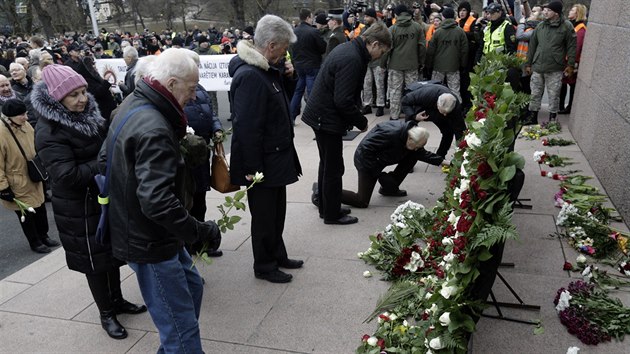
[198,220,222,251]
[0,187,15,202]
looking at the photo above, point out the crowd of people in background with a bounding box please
[0,0,588,351]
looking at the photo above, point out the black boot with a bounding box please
[522,111,538,126]
[549,112,557,122]
[100,310,128,339]
[113,298,147,315]
[375,106,384,117]
[311,182,319,208]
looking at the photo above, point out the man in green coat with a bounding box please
[425,7,468,102]
[387,4,426,120]
[524,1,576,124]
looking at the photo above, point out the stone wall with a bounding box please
[569,0,630,222]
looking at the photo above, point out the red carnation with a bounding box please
[456,216,473,233]
[477,190,488,200]
[458,139,468,149]
[542,138,549,146]
[377,338,385,349]
[379,314,390,322]
[362,334,370,342]
[477,161,493,179]
[540,170,548,177]
[563,262,573,271]
[422,312,430,321]
[458,253,467,262]
[474,109,487,121]
[436,268,445,278]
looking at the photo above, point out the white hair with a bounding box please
[437,93,457,114]
[147,48,198,84]
[9,62,24,72]
[123,45,138,60]
[254,15,297,50]
[134,55,157,84]
[407,126,430,145]
[120,40,131,49]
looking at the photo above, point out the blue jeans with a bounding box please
[129,248,204,354]
[289,67,319,122]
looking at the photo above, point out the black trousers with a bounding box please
[15,204,49,248]
[341,170,379,208]
[560,82,576,111]
[314,131,345,221]
[380,153,419,190]
[429,117,455,158]
[247,185,289,273]
[85,268,122,312]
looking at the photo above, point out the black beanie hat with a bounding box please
[442,7,455,19]
[458,1,472,13]
[544,1,563,15]
[394,4,409,16]
[2,99,27,117]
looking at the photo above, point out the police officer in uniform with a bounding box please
[475,3,516,63]
[326,9,347,56]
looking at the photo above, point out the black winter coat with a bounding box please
[11,77,35,127]
[32,81,122,274]
[355,120,444,177]
[302,37,369,135]
[291,21,327,69]
[98,79,206,264]
[184,84,223,192]
[228,40,302,187]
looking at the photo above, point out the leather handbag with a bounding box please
[1,118,49,183]
[210,142,240,193]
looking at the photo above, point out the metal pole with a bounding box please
[87,0,99,36]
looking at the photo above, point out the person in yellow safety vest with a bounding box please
[475,2,516,63]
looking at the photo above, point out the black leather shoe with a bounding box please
[255,269,293,283]
[41,237,60,248]
[361,105,372,114]
[31,244,51,254]
[100,310,128,339]
[324,215,358,225]
[378,187,407,197]
[113,298,148,315]
[206,249,223,257]
[278,259,304,269]
[319,206,351,219]
[375,107,384,117]
[558,109,571,115]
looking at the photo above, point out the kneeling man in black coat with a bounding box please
[341,121,446,208]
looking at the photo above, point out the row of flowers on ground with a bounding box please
[357,53,530,353]
[522,119,630,345]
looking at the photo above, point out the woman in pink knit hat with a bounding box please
[30,64,146,340]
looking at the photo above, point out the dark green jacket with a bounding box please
[527,16,576,73]
[387,13,426,71]
[426,19,469,73]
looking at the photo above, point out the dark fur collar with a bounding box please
[30,81,105,137]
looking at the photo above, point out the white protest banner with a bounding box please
[95,54,236,92]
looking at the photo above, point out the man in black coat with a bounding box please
[302,22,392,225]
[289,8,327,123]
[99,49,220,351]
[229,15,303,284]
[342,121,445,207]
[401,82,466,158]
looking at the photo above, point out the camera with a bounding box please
[349,0,368,14]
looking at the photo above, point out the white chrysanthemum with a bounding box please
[555,290,572,312]
[429,337,445,350]
[533,150,546,162]
[363,270,372,278]
[460,164,468,177]
[459,178,470,191]
[185,126,195,135]
[442,237,453,246]
[566,347,580,354]
[439,312,451,326]
[367,336,378,346]
[448,211,457,224]
[440,284,458,299]
[557,202,579,226]
[465,132,481,148]
[576,255,587,264]
[443,252,455,263]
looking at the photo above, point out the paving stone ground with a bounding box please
[1,106,627,353]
